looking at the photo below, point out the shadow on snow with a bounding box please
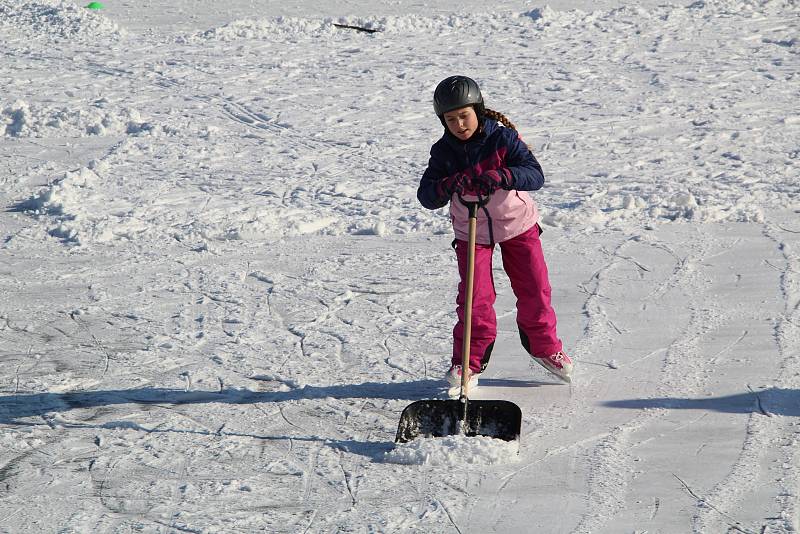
[0,380,451,460]
[0,379,448,423]
[603,388,799,417]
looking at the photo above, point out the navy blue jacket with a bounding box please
[417,118,545,210]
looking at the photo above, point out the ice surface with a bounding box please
[1,0,799,532]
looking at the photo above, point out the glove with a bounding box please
[470,168,514,196]
[436,172,468,199]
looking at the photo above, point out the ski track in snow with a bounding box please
[1,0,799,532]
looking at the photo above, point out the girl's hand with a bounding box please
[470,169,514,195]
[437,172,469,198]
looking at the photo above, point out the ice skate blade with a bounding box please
[531,359,573,384]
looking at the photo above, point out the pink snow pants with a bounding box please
[452,224,562,374]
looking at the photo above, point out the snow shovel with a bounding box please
[396,195,522,444]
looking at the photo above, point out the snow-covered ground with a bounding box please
[1,0,799,532]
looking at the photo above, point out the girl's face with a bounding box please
[443,106,479,141]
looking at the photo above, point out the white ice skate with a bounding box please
[445,365,479,398]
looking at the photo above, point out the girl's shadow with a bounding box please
[0,380,445,460]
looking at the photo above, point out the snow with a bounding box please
[384,435,520,466]
[1,0,799,532]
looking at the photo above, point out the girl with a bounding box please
[417,75,573,392]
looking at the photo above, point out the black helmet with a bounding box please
[433,76,484,117]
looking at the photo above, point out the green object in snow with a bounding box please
[86,2,104,9]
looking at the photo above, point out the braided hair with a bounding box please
[481,107,533,151]
[482,108,518,131]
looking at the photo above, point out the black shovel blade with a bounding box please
[395,399,522,443]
